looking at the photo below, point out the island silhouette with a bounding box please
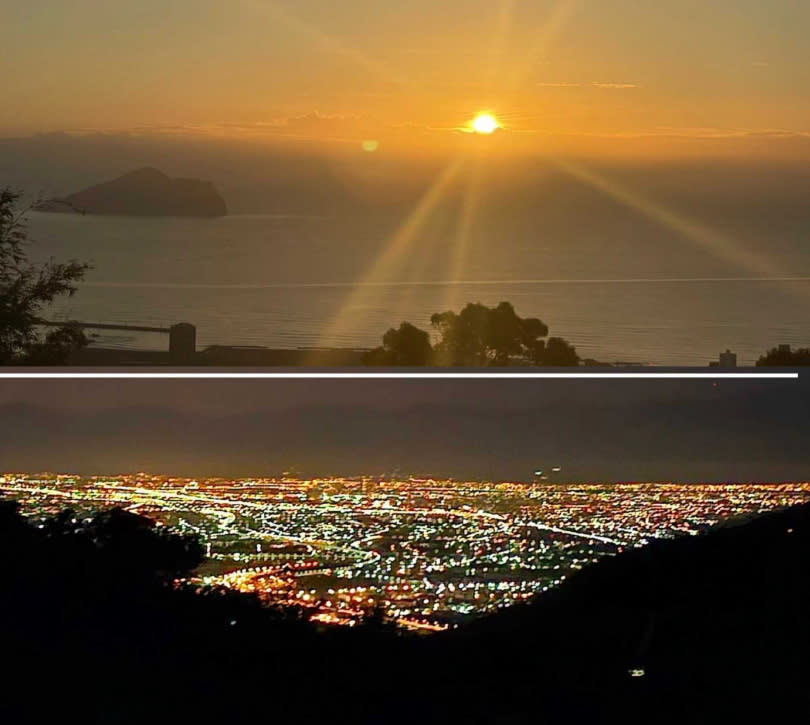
[35,167,228,217]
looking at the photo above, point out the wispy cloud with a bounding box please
[575,127,810,140]
[33,122,810,145]
[536,81,640,89]
[39,114,391,144]
[592,82,639,89]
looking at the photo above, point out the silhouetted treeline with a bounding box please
[364,301,580,366]
[2,499,809,724]
[0,501,403,724]
[757,344,810,366]
[0,188,90,364]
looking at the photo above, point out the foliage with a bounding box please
[540,336,580,366]
[1,501,204,583]
[364,301,579,367]
[756,345,810,366]
[0,187,91,364]
[364,321,433,365]
[431,301,551,366]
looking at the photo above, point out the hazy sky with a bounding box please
[3,1,809,158]
[1,377,808,481]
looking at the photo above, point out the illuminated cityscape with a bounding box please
[3,473,809,632]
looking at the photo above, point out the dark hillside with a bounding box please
[2,500,808,724]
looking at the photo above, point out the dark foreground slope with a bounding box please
[2,501,809,724]
[35,167,227,217]
[433,505,810,723]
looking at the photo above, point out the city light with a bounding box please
[4,473,809,631]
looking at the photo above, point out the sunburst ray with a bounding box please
[310,157,466,358]
[553,156,787,279]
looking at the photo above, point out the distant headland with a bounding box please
[34,167,228,217]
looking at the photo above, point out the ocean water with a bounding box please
[25,194,810,365]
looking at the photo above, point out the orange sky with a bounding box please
[3,0,809,159]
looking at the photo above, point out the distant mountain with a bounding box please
[35,167,227,217]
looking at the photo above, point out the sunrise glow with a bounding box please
[471,114,499,135]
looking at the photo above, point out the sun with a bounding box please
[471,113,499,134]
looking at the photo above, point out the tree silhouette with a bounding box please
[431,301,550,366]
[363,301,579,367]
[539,336,580,366]
[364,321,433,365]
[756,345,810,366]
[81,507,205,581]
[0,187,91,364]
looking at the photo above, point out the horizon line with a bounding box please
[0,372,799,380]
[4,474,809,486]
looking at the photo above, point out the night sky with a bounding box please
[1,376,807,481]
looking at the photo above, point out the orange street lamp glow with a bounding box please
[471,113,499,134]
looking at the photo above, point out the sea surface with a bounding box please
[26,195,810,365]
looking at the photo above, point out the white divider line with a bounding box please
[0,372,799,380]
